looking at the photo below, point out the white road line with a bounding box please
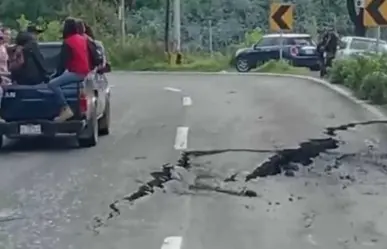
[164,87,182,92]
[161,236,183,249]
[182,96,192,106]
[174,127,189,150]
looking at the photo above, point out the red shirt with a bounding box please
[64,34,90,76]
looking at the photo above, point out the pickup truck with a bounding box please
[0,41,111,148]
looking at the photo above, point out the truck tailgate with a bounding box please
[1,83,81,121]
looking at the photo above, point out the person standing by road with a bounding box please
[317,27,339,77]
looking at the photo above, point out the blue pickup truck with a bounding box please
[0,41,111,148]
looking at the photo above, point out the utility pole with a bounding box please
[164,0,170,53]
[119,0,126,46]
[173,0,181,64]
[209,20,213,56]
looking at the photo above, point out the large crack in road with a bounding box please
[89,119,387,234]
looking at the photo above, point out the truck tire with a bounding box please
[0,135,3,149]
[98,97,110,136]
[78,106,98,148]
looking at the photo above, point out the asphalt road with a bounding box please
[1,72,387,249]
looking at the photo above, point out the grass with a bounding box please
[254,60,310,75]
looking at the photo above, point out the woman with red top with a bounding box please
[48,17,91,122]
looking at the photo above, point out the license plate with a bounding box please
[19,125,41,135]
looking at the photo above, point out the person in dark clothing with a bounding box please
[317,28,339,77]
[10,28,49,85]
[47,17,91,122]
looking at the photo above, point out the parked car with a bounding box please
[234,33,320,72]
[0,41,111,149]
[336,36,387,59]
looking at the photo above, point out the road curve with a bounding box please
[1,73,387,249]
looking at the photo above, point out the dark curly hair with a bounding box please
[84,24,95,39]
[62,17,78,39]
[75,19,85,34]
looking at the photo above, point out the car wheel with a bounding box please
[235,58,251,72]
[98,96,110,136]
[78,105,98,148]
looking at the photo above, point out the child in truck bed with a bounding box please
[0,30,11,123]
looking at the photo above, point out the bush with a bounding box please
[328,53,387,104]
[358,71,387,104]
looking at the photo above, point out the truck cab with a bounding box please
[0,41,111,149]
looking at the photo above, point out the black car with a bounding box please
[234,33,320,72]
[0,41,111,148]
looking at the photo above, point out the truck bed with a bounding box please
[0,82,83,122]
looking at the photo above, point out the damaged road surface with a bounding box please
[2,73,387,249]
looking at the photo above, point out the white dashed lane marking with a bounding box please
[182,96,192,106]
[164,87,182,92]
[174,127,189,150]
[161,236,183,249]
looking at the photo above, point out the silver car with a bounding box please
[336,36,387,59]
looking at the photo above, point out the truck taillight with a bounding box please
[79,91,88,113]
[290,46,298,56]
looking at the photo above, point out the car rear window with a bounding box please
[286,37,315,46]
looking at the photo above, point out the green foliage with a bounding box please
[16,14,30,30]
[39,20,62,41]
[328,53,387,104]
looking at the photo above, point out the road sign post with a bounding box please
[270,3,293,61]
[279,30,283,60]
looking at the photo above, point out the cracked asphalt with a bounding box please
[1,72,387,249]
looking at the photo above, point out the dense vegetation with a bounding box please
[0,0,377,70]
[328,54,387,105]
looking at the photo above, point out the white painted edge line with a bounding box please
[174,127,189,150]
[161,236,183,249]
[182,96,192,106]
[164,87,182,92]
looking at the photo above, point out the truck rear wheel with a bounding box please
[98,97,110,136]
[78,107,98,148]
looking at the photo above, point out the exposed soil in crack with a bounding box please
[90,154,257,233]
[245,138,339,181]
[325,120,387,136]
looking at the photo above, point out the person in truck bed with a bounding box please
[10,25,49,85]
[0,30,11,123]
[47,17,91,122]
[75,19,106,72]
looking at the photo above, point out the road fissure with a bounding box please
[90,119,387,234]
